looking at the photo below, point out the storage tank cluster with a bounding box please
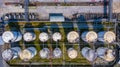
[2,47,115,62]
[2,31,116,44]
[1,31,116,62]
[81,47,115,62]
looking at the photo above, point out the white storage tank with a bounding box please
[67,31,79,43]
[2,31,22,43]
[2,47,21,61]
[19,47,37,61]
[52,32,62,42]
[67,48,78,59]
[97,47,108,59]
[39,48,50,59]
[53,48,62,58]
[23,32,36,42]
[39,32,49,42]
[104,49,115,62]
[98,31,116,43]
[81,47,97,62]
[81,31,98,43]
[97,47,115,62]
[81,47,91,58]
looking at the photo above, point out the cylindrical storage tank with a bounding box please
[19,47,37,61]
[53,48,62,58]
[98,31,116,43]
[81,31,98,43]
[39,32,49,42]
[39,48,50,59]
[81,47,97,62]
[97,47,108,58]
[52,32,62,42]
[2,31,22,43]
[81,47,91,58]
[67,48,78,59]
[86,49,97,62]
[2,47,21,61]
[23,32,36,42]
[67,31,79,43]
[10,47,21,59]
[104,49,115,62]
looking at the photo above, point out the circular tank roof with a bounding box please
[23,32,36,42]
[104,31,116,43]
[39,48,50,59]
[39,32,49,42]
[104,49,115,62]
[67,31,79,43]
[85,31,97,43]
[81,47,91,58]
[86,49,97,62]
[19,49,32,61]
[2,49,13,61]
[2,31,14,43]
[53,48,62,58]
[52,32,62,42]
[97,47,108,58]
[68,48,78,59]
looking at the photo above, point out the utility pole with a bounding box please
[24,0,29,22]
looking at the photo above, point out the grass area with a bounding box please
[5,22,116,65]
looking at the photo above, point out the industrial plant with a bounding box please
[0,0,120,67]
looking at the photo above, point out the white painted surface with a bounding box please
[52,32,62,42]
[39,48,50,59]
[19,47,37,61]
[68,48,78,59]
[23,32,36,42]
[53,48,62,58]
[39,32,49,42]
[81,31,98,43]
[2,31,22,43]
[98,31,116,43]
[67,31,79,43]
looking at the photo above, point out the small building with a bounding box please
[49,13,65,22]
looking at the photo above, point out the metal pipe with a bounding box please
[24,0,29,22]
[109,0,113,22]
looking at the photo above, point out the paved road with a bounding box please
[30,0,120,2]
[0,0,120,19]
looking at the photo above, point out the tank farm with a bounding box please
[0,20,119,66]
